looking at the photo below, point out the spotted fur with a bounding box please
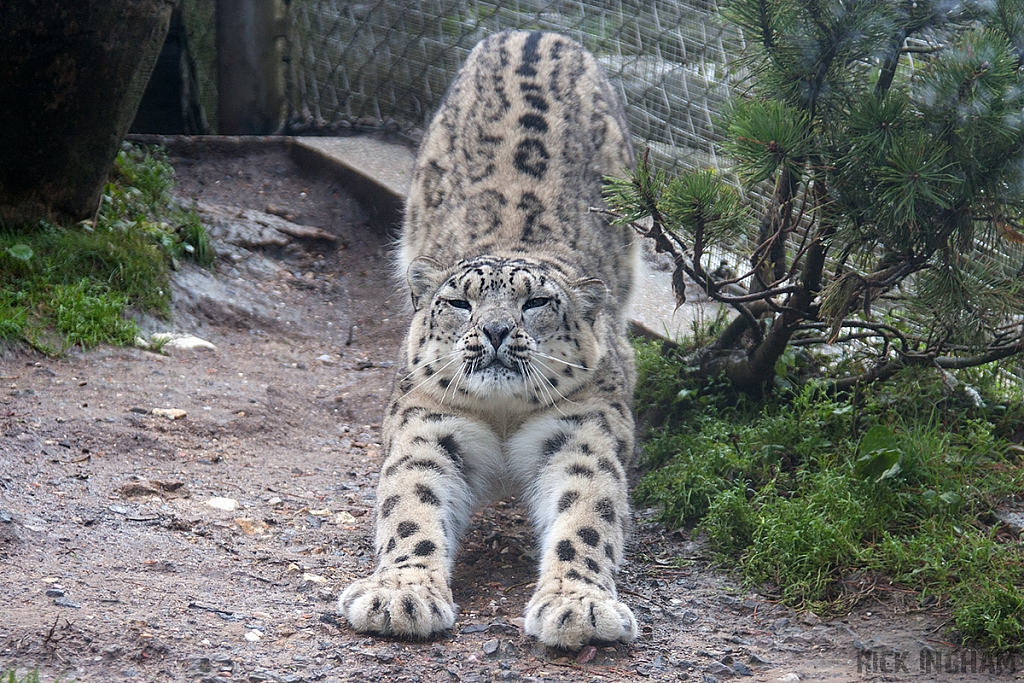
[339,30,638,650]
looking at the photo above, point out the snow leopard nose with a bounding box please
[482,322,510,350]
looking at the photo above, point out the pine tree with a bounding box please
[607,0,1024,393]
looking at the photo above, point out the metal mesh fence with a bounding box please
[288,0,743,172]
[280,1,1023,389]
[180,0,218,133]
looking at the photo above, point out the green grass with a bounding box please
[2,671,33,683]
[2,669,49,683]
[633,339,1024,651]
[0,143,213,353]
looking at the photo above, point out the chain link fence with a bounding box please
[181,0,219,133]
[288,0,743,172]
[286,2,1023,393]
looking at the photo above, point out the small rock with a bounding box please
[151,333,217,353]
[120,479,160,498]
[733,660,754,676]
[334,511,357,525]
[482,639,500,656]
[45,588,65,597]
[152,408,187,420]
[706,661,734,676]
[235,518,269,535]
[775,675,800,682]
[152,480,186,493]
[301,573,328,585]
[575,645,597,664]
[748,653,773,666]
[853,638,877,652]
[461,623,489,634]
[679,609,699,625]
[218,612,246,622]
[248,669,272,682]
[244,630,262,642]
[798,611,822,627]
[101,644,124,660]
[316,354,337,365]
[53,597,81,608]
[190,657,213,674]
[207,497,238,511]
[319,613,343,628]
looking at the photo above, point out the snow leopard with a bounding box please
[339,29,638,650]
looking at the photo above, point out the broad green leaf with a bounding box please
[854,425,902,481]
[6,244,33,261]
[859,425,899,456]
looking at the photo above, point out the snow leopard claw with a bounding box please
[524,583,638,650]
[339,567,456,639]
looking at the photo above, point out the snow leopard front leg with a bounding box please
[509,406,638,649]
[339,408,499,638]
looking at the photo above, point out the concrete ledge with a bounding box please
[290,137,413,235]
[128,133,293,154]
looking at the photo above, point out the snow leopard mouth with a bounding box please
[467,355,526,375]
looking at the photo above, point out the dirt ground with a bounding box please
[0,142,1004,683]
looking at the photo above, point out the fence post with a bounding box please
[216,0,287,134]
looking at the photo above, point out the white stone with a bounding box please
[207,496,238,511]
[152,408,187,420]
[334,511,357,525]
[152,333,217,352]
[301,573,327,584]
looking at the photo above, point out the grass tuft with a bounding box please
[2,670,43,683]
[0,142,213,354]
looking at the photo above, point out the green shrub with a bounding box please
[634,338,1024,648]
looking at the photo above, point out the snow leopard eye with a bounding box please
[447,299,472,310]
[523,297,550,310]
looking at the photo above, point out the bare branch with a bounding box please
[831,338,1024,391]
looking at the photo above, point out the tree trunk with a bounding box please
[0,0,175,223]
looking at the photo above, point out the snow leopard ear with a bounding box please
[407,256,445,311]
[570,278,607,323]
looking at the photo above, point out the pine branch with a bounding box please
[832,336,1024,390]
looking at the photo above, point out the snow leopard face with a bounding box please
[401,256,606,411]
